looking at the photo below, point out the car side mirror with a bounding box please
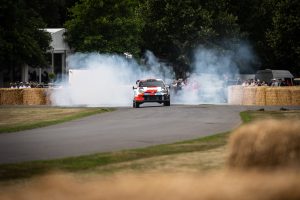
[133,86,137,90]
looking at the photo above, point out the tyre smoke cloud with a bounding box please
[173,44,256,104]
[50,51,174,107]
[50,44,255,106]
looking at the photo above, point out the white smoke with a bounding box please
[50,52,174,107]
[51,44,253,107]
[172,46,240,104]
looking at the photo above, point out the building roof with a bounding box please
[45,28,64,34]
[43,28,70,52]
[255,69,294,82]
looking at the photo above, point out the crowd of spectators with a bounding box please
[9,82,47,89]
[241,78,291,87]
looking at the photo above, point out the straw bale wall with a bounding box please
[291,87,300,106]
[0,88,50,105]
[228,86,300,106]
[255,86,267,105]
[242,87,256,105]
[227,86,243,105]
[266,88,292,106]
[0,89,23,105]
[23,88,47,105]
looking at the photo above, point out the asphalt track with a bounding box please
[0,104,296,164]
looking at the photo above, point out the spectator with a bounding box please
[271,79,279,86]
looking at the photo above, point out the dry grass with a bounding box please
[0,107,88,125]
[227,119,300,169]
[91,146,226,174]
[0,106,111,133]
[1,170,300,200]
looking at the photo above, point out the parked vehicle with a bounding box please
[255,69,294,85]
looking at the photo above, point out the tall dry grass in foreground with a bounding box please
[1,171,300,200]
[1,119,300,200]
[227,119,300,169]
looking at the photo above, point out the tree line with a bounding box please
[0,0,299,79]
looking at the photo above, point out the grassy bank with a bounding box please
[0,106,113,133]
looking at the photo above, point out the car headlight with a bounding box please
[138,88,144,93]
[161,88,168,93]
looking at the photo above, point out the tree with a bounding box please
[65,0,143,56]
[229,0,300,74]
[140,0,241,75]
[0,0,51,82]
[266,0,300,73]
[28,0,77,28]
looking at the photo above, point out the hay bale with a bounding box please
[265,87,295,106]
[276,87,292,105]
[242,87,257,105]
[265,88,279,105]
[45,88,53,105]
[291,87,300,106]
[23,88,47,105]
[227,119,300,169]
[227,86,243,105]
[255,86,267,105]
[0,89,23,105]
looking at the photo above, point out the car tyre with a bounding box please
[133,101,140,108]
[164,101,170,106]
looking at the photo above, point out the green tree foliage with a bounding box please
[140,0,241,74]
[0,0,51,75]
[29,0,77,28]
[65,0,143,56]
[266,0,300,72]
[229,0,300,73]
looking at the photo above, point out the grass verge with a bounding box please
[0,132,229,181]
[0,107,113,133]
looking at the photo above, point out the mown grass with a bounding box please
[0,107,113,133]
[240,109,300,122]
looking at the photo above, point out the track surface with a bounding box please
[0,104,271,164]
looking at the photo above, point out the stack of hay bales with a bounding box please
[45,88,53,105]
[266,87,294,106]
[0,89,23,105]
[228,85,300,106]
[276,87,292,105]
[227,86,243,105]
[242,87,256,105]
[23,88,47,105]
[291,87,300,106]
[255,86,267,105]
[265,87,279,105]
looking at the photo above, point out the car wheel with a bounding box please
[164,101,170,106]
[133,101,140,108]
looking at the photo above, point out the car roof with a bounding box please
[140,79,163,82]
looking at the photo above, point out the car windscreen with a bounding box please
[139,80,164,87]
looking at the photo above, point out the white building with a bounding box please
[23,28,71,84]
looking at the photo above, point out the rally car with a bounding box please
[132,79,170,108]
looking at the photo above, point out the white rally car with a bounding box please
[132,79,170,108]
